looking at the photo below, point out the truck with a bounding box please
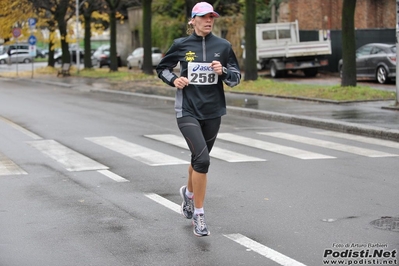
[249,20,331,78]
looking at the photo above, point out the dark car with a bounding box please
[338,43,396,84]
[35,48,46,58]
[91,45,122,68]
[54,49,84,64]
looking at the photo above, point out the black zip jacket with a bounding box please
[156,32,241,120]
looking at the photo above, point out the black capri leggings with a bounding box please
[177,116,221,174]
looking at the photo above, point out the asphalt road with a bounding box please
[0,79,398,266]
[0,61,47,74]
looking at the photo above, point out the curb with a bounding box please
[89,86,399,143]
[226,106,399,142]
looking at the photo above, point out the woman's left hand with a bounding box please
[210,61,223,75]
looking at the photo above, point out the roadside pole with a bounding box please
[28,18,37,79]
[396,0,399,106]
[11,28,21,77]
[16,39,19,77]
[76,0,80,74]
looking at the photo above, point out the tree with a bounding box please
[80,0,95,69]
[104,0,121,72]
[29,0,76,67]
[0,0,34,43]
[142,0,153,75]
[185,0,196,19]
[244,0,257,81]
[79,0,108,69]
[46,20,58,67]
[341,0,357,87]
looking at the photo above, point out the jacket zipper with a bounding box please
[202,37,206,61]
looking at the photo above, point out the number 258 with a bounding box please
[190,73,216,84]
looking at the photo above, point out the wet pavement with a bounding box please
[3,74,399,142]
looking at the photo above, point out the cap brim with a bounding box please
[192,11,220,18]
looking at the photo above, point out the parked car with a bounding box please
[91,45,122,68]
[35,48,46,58]
[0,51,8,64]
[338,43,396,84]
[3,43,30,53]
[127,47,163,69]
[54,49,84,64]
[41,48,49,57]
[0,50,33,64]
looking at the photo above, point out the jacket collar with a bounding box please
[192,32,213,40]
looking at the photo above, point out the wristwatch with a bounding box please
[222,67,228,75]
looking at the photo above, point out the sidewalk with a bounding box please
[11,75,399,142]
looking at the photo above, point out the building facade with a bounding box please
[278,0,396,30]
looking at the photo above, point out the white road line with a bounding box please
[312,131,399,149]
[144,193,180,214]
[27,139,109,171]
[145,134,266,162]
[260,132,398,158]
[97,170,129,182]
[0,116,42,140]
[224,234,307,266]
[86,136,189,166]
[218,133,334,160]
[0,152,27,176]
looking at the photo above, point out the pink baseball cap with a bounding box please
[191,2,220,18]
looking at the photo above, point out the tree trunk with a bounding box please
[84,13,92,68]
[244,0,258,81]
[142,0,153,75]
[186,0,196,19]
[47,22,56,67]
[109,8,118,71]
[57,17,70,65]
[341,0,357,87]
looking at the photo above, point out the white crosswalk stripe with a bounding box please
[312,131,399,149]
[3,130,397,176]
[86,136,189,166]
[259,132,398,158]
[145,134,266,162]
[0,152,27,176]
[218,133,335,160]
[27,139,109,171]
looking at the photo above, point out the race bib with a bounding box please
[188,62,218,85]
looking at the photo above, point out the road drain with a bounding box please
[370,216,399,232]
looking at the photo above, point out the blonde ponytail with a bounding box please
[186,19,194,35]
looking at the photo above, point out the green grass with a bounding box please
[77,68,157,81]
[75,69,395,102]
[226,78,396,101]
[34,57,48,63]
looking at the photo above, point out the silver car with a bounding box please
[127,47,163,69]
[0,50,33,64]
[338,43,396,84]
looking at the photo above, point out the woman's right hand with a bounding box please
[174,77,189,89]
